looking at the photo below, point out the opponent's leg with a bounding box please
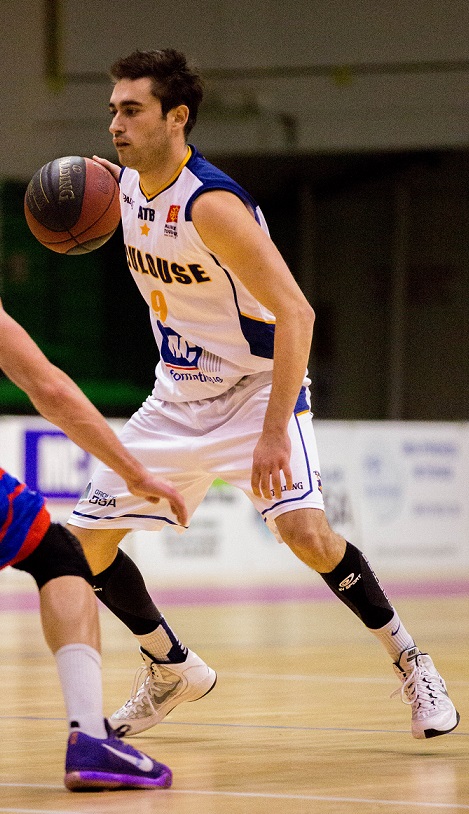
[16,524,107,739]
[40,576,106,737]
[68,525,216,735]
[275,508,459,740]
[14,524,172,789]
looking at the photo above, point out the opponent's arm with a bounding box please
[0,304,187,524]
[191,190,315,501]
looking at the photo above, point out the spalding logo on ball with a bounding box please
[24,156,121,254]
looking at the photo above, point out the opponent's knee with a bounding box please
[12,523,93,590]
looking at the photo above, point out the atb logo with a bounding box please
[338,572,361,591]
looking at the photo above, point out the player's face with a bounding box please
[109,77,173,171]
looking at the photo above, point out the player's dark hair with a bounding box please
[110,48,204,137]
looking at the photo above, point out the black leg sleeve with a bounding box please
[319,541,394,629]
[93,549,162,634]
[13,523,94,590]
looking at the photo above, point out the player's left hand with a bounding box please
[126,473,188,526]
[251,430,293,500]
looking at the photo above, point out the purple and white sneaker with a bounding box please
[64,720,172,791]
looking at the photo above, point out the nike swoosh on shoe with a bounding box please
[102,744,154,772]
[151,685,180,704]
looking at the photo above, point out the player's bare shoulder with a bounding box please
[192,188,253,222]
[191,189,259,255]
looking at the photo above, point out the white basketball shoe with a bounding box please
[392,646,459,739]
[110,648,217,736]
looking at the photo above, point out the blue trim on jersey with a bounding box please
[209,254,275,360]
[294,387,309,414]
[119,147,260,217]
[0,471,46,568]
[237,313,275,360]
[184,146,260,222]
[260,410,314,520]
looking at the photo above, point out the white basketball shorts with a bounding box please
[68,371,325,539]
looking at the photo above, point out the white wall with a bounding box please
[1,0,469,179]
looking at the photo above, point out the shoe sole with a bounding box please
[112,671,218,736]
[64,769,172,791]
[421,710,460,739]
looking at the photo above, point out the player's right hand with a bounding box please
[251,429,293,501]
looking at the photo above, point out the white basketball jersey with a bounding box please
[119,146,276,401]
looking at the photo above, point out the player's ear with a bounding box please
[171,105,189,128]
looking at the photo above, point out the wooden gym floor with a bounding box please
[1,573,469,813]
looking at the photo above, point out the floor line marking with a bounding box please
[2,714,466,738]
[0,786,468,810]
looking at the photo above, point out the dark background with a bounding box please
[1,146,467,420]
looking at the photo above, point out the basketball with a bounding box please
[24,156,121,254]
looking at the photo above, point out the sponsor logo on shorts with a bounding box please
[270,482,303,498]
[88,488,117,507]
[313,470,323,493]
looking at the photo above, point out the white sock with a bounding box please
[55,644,107,739]
[137,620,187,663]
[370,611,416,662]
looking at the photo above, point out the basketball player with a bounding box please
[67,48,458,741]
[0,300,183,789]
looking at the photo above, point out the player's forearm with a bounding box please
[0,308,145,486]
[263,305,314,435]
[26,369,145,484]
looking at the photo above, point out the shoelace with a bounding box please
[130,664,151,698]
[118,665,155,715]
[122,662,173,715]
[391,663,445,712]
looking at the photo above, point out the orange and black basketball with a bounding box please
[24,156,121,254]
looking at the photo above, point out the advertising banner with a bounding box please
[1,416,467,583]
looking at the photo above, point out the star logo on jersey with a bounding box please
[140,223,150,236]
[164,204,180,238]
